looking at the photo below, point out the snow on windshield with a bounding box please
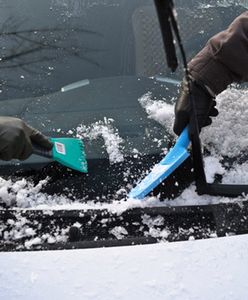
[1,87,248,246]
[138,92,175,132]
[1,86,248,210]
[201,87,248,157]
[76,118,125,164]
[199,0,248,9]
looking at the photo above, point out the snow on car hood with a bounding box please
[1,233,248,300]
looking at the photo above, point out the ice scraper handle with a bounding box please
[176,126,190,148]
[32,143,53,159]
[128,126,190,199]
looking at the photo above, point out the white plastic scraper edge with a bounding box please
[128,127,190,199]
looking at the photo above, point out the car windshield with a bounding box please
[0,0,246,178]
[0,0,246,181]
[1,0,248,250]
[0,0,173,101]
[0,0,181,170]
[1,0,245,100]
[0,0,245,163]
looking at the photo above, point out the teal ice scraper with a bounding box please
[128,127,190,199]
[33,137,88,173]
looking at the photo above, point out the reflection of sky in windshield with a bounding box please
[0,0,143,99]
[0,0,246,100]
[51,0,121,16]
[0,0,245,163]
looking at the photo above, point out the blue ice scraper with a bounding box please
[128,127,190,199]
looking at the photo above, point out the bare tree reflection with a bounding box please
[0,16,105,96]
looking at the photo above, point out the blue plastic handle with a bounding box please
[128,127,190,199]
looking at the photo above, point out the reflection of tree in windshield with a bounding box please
[52,0,119,16]
[0,16,104,99]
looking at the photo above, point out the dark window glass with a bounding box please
[0,0,245,170]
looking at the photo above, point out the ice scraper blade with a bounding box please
[128,127,190,199]
[32,137,88,173]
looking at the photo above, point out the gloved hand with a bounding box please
[0,117,53,161]
[173,79,219,135]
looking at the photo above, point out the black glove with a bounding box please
[173,79,219,136]
[0,117,53,161]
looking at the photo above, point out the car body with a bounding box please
[1,234,248,300]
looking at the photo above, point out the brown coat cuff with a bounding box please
[188,46,236,95]
[188,11,248,95]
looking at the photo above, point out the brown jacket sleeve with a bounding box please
[188,11,248,95]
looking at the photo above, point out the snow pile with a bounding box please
[24,229,68,249]
[0,177,72,208]
[138,92,175,134]
[110,227,128,240]
[138,88,248,160]
[222,162,248,184]
[204,156,225,183]
[201,87,248,157]
[1,212,69,248]
[76,117,124,163]
[3,216,36,241]
[142,214,170,239]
